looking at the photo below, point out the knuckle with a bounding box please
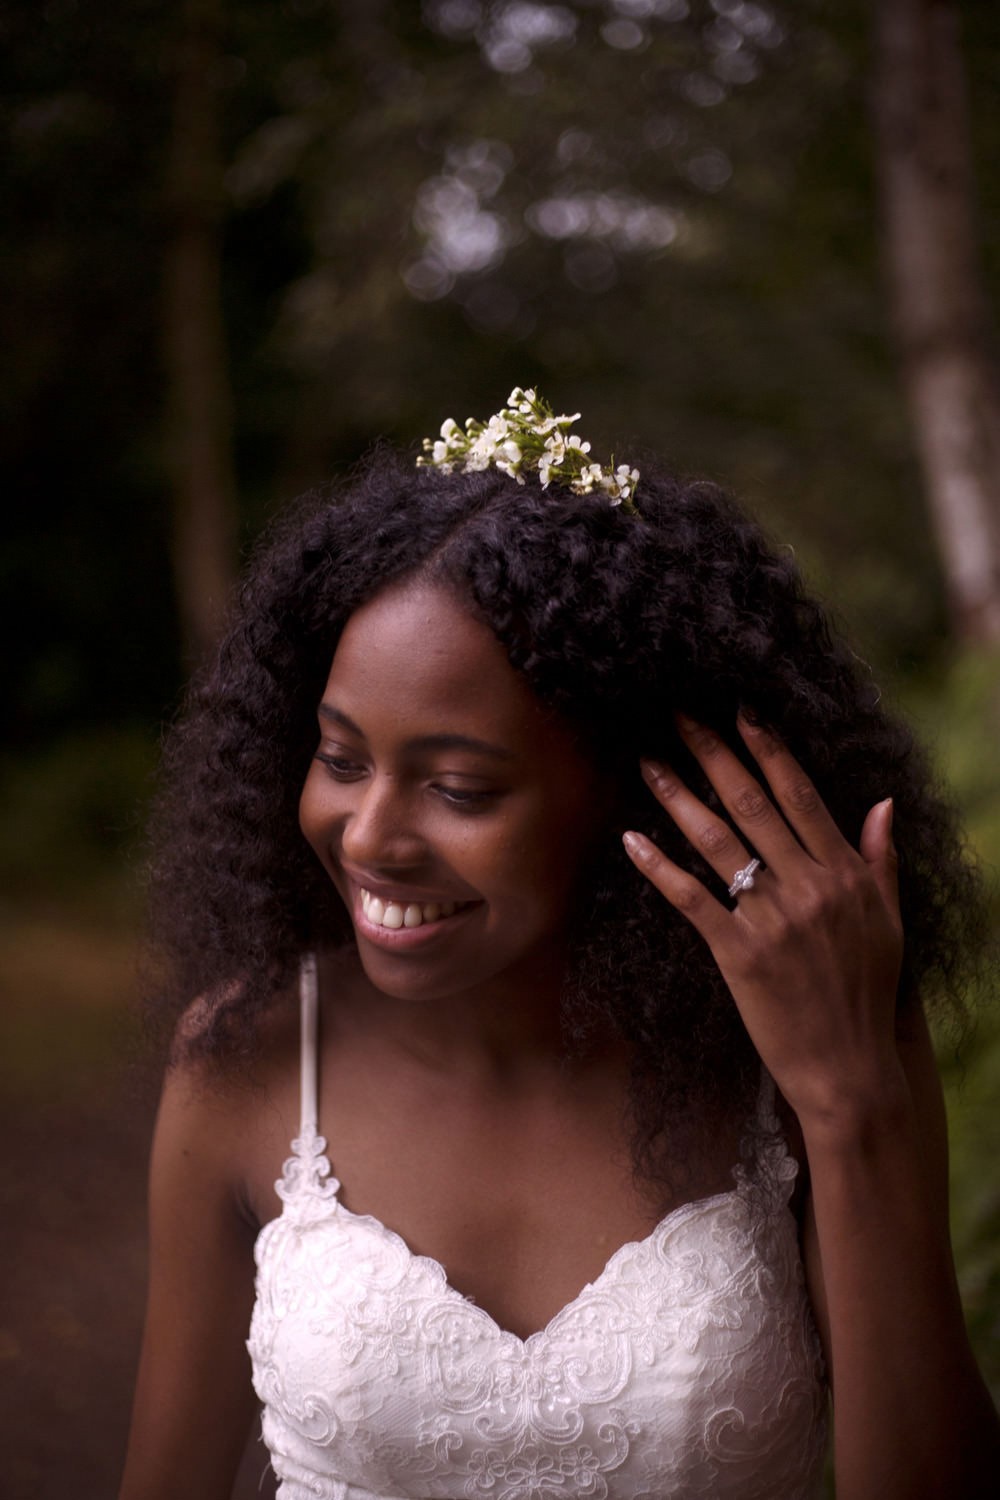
[733,785,771,822]
[736,932,776,982]
[652,773,681,802]
[687,724,722,758]
[671,879,705,915]
[751,727,783,758]
[785,779,820,815]
[800,878,845,925]
[741,948,771,984]
[697,821,736,858]
[839,864,866,898]
[797,891,825,925]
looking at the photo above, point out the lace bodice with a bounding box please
[247,958,828,1499]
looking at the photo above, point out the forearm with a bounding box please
[625,718,999,1489]
[802,1080,1000,1500]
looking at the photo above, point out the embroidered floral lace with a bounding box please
[247,960,828,1499]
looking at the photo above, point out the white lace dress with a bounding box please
[247,959,829,1499]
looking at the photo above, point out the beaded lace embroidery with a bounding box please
[247,963,828,1500]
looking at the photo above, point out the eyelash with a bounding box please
[314,754,497,811]
[315,753,363,781]
[432,785,496,809]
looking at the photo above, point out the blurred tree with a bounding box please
[1,0,176,744]
[874,0,1000,645]
[164,0,238,663]
[232,1,938,662]
[4,0,1000,734]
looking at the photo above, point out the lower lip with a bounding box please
[353,896,480,951]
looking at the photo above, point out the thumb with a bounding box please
[860,797,900,920]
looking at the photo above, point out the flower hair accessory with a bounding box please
[417,387,639,511]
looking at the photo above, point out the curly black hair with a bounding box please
[147,449,989,1175]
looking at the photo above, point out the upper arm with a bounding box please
[119,1062,262,1500]
[801,998,952,1377]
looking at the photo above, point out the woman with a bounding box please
[121,391,999,1498]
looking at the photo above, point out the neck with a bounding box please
[322,946,601,1082]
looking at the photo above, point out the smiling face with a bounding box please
[299,581,612,1007]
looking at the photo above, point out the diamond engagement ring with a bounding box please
[727,858,760,898]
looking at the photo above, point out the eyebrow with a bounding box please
[317,703,516,762]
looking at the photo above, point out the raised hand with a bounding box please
[623,712,905,1128]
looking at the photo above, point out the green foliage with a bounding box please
[6,0,1000,743]
[946,1007,1000,1400]
[0,726,156,918]
[902,653,1000,879]
[898,654,1000,1399]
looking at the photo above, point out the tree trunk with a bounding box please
[163,0,237,664]
[873,0,1000,644]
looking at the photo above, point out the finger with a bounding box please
[673,715,806,869]
[639,758,757,893]
[734,713,845,864]
[859,797,901,922]
[622,830,733,949]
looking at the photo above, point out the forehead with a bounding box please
[325,582,551,746]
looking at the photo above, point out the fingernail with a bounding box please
[675,711,697,731]
[640,758,667,783]
[882,796,894,831]
[738,705,761,727]
[623,831,649,861]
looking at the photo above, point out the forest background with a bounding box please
[2,1,999,1495]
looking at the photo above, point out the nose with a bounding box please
[339,772,426,873]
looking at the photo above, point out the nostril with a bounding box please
[340,811,427,874]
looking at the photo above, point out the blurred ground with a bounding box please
[0,908,275,1500]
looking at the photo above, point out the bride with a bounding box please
[120,390,999,1498]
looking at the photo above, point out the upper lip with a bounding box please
[341,868,474,906]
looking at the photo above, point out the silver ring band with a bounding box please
[727,858,760,898]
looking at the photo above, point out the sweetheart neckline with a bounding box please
[260,1127,799,1348]
[331,1181,766,1348]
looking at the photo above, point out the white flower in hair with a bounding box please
[417,387,639,511]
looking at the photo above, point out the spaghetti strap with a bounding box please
[299,952,319,1137]
[274,953,339,1212]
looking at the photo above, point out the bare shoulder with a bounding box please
[119,984,302,1499]
[156,983,304,1221]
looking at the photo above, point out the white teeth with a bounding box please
[360,889,464,930]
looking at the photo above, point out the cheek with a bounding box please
[503,801,604,908]
[299,766,334,852]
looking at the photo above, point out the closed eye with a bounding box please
[432,784,500,810]
[315,752,365,781]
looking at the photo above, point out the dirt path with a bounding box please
[0,910,274,1499]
